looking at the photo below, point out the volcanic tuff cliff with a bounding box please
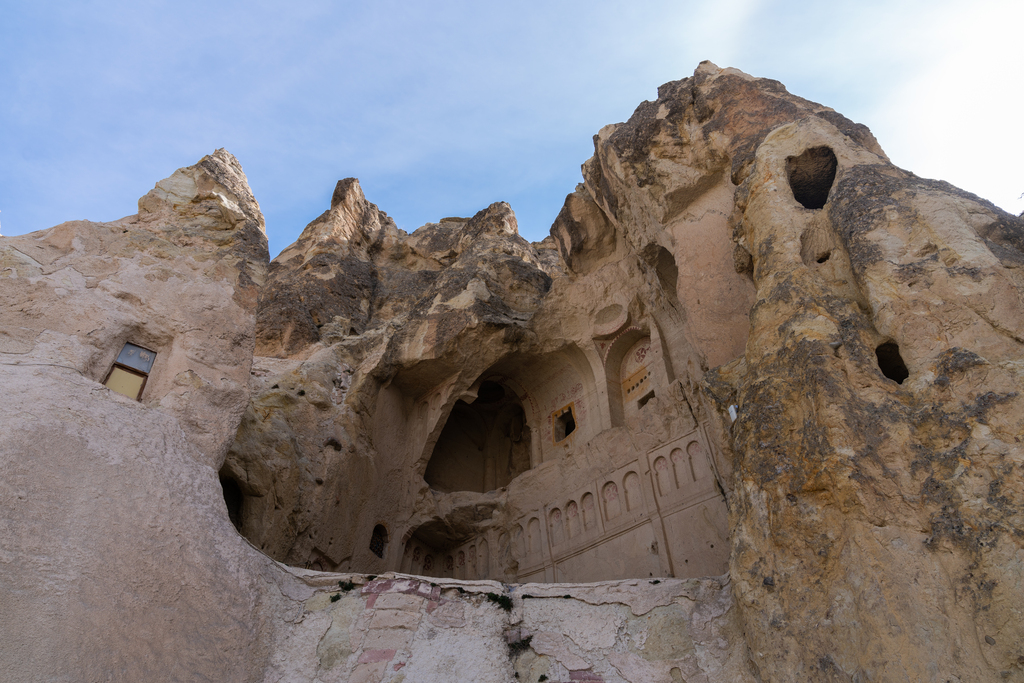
[1,62,1023,682]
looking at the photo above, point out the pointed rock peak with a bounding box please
[138,148,265,235]
[271,176,400,269]
[319,177,385,247]
[200,148,250,191]
[331,177,366,210]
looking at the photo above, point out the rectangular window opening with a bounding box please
[552,403,577,442]
[103,342,157,400]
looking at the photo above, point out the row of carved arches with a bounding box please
[400,539,491,580]
[514,467,648,557]
[652,439,712,497]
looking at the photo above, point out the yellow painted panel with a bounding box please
[105,367,145,400]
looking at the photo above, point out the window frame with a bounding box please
[103,343,158,401]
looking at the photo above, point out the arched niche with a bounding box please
[369,524,389,559]
[620,336,655,419]
[603,327,651,426]
[565,500,581,538]
[423,379,532,493]
[580,492,597,531]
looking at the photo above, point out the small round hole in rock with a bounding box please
[787,146,838,210]
[876,342,909,384]
[816,251,831,264]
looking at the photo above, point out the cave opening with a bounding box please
[370,524,388,558]
[787,146,838,210]
[424,380,532,493]
[220,475,243,531]
[876,342,909,384]
[800,225,837,267]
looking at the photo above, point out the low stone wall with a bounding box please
[263,571,754,683]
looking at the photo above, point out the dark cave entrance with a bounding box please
[424,381,532,493]
[370,524,389,558]
[642,244,679,302]
[219,475,244,531]
[787,146,838,210]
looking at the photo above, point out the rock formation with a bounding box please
[0,150,274,679]
[721,119,1024,680]
[2,63,1022,681]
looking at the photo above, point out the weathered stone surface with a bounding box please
[0,365,274,681]
[229,61,1023,680]
[255,178,400,358]
[259,574,751,683]
[227,61,889,590]
[709,115,1024,680]
[0,148,729,683]
[553,61,883,371]
[225,68,771,583]
[0,149,267,466]
[224,194,560,570]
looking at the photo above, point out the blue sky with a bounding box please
[1,0,1021,256]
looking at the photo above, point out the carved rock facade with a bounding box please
[3,63,1023,681]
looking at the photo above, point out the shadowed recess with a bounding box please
[787,146,838,210]
[369,524,388,558]
[876,341,909,384]
[220,475,243,531]
[424,380,531,493]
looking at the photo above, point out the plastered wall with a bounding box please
[268,571,753,683]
